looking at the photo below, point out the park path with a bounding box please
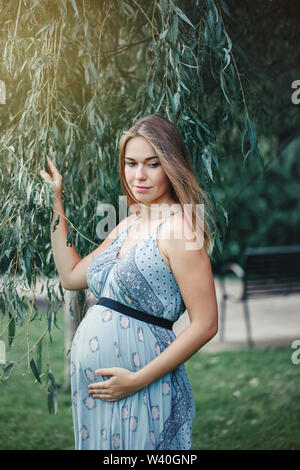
[173,278,300,353]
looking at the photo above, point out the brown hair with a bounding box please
[118,114,217,255]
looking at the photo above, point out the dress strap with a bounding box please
[155,209,183,230]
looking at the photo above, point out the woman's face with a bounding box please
[124,136,174,207]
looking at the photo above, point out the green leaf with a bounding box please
[24,249,32,286]
[196,126,204,144]
[155,91,165,112]
[202,148,214,181]
[159,29,168,40]
[47,369,58,414]
[97,166,105,191]
[173,92,180,113]
[242,115,258,161]
[48,370,57,389]
[37,340,42,374]
[219,70,231,105]
[169,14,178,44]
[216,12,222,42]
[167,86,176,115]
[3,362,14,380]
[69,0,79,17]
[52,214,60,232]
[48,310,55,341]
[8,314,15,347]
[59,0,68,16]
[160,0,168,12]
[66,230,73,247]
[47,384,58,414]
[84,64,89,85]
[30,358,41,384]
[195,118,214,138]
[207,9,215,36]
[148,78,154,99]
[87,100,95,126]
[246,116,257,149]
[151,38,157,58]
[15,296,25,322]
[219,0,231,18]
[174,6,195,30]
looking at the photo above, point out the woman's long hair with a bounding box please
[118,114,217,255]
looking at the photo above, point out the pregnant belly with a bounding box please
[71,306,174,376]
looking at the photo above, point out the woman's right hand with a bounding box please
[40,155,63,198]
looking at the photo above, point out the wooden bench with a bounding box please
[219,245,300,347]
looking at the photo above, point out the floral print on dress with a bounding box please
[89,336,99,352]
[151,406,160,420]
[72,391,78,406]
[121,405,128,420]
[120,315,130,329]
[162,381,171,395]
[130,416,138,431]
[137,327,144,342]
[112,433,120,449]
[114,341,120,358]
[102,309,112,322]
[150,431,156,445]
[132,352,141,370]
[83,395,97,410]
[101,428,108,441]
[124,294,133,304]
[84,368,95,382]
[80,425,89,441]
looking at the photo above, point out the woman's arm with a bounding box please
[40,156,81,288]
[88,213,218,401]
[40,156,133,291]
[136,215,218,387]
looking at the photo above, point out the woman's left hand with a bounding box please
[88,367,142,402]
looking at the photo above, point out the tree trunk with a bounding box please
[62,289,87,391]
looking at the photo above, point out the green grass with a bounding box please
[0,309,74,450]
[0,309,299,450]
[186,346,300,450]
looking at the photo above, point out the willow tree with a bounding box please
[0,0,261,411]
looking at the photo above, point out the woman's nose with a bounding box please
[135,164,146,178]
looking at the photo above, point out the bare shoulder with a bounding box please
[157,211,200,270]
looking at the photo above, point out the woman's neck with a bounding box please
[134,202,182,222]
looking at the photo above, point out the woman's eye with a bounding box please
[126,162,159,168]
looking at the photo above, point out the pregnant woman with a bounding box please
[40,114,218,450]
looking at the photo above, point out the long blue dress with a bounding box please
[70,209,196,450]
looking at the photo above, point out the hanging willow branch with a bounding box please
[0,0,260,412]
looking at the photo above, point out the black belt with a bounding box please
[96,296,174,330]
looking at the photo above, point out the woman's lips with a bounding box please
[134,186,151,191]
